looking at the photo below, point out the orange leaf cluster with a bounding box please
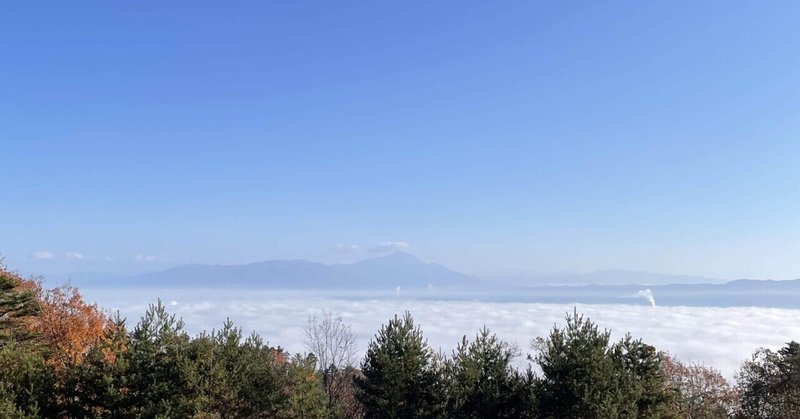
[27,282,113,369]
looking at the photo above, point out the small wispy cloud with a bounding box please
[370,241,410,253]
[32,251,54,260]
[65,252,84,260]
[31,251,87,261]
[136,254,157,262]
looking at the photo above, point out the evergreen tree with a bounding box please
[236,333,289,417]
[281,353,330,419]
[446,327,536,418]
[738,341,800,418]
[535,309,637,418]
[183,320,287,418]
[0,265,40,344]
[59,314,130,418]
[610,334,676,418]
[183,320,247,417]
[356,312,444,419]
[0,341,52,417]
[123,300,193,418]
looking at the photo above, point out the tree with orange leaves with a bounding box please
[26,282,113,369]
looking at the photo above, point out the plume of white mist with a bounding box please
[395,286,401,298]
[636,289,656,307]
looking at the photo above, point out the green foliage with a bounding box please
[610,335,676,418]
[357,312,444,419]
[57,314,130,418]
[0,267,39,343]
[0,341,51,417]
[446,327,536,418]
[123,300,193,417]
[183,320,286,418]
[281,353,330,419]
[534,309,674,419]
[738,341,800,418]
[235,334,291,416]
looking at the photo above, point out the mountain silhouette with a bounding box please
[122,252,485,290]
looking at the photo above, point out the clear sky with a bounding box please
[2,1,799,281]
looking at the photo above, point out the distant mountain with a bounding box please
[87,255,800,307]
[496,269,723,286]
[118,252,486,290]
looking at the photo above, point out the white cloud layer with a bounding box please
[370,241,410,253]
[81,289,800,378]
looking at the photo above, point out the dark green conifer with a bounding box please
[356,312,444,419]
[447,327,536,418]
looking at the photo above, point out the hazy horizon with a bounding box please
[7,250,760,286]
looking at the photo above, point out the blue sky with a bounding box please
[2,1,799,281]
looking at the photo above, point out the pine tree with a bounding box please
[123,300,193,418]
[182,319,287,418]
[535,309,634,418]
[281,353,330,419]
[0,264,52,416]
[0,341,52,417]
[236,333,289,417]
[447,327,536,418]
[610,334,676,418]
[738,341,800,418]
[0,264,40,344]
[356,312,444,419]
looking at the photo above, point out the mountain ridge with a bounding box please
[89,252,799,293]
[118,252,486,290]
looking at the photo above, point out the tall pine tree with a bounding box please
[446,327,536,418]
[534,309,676,418]
[356,312,444,419]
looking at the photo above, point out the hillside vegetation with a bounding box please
[1,262,797,418]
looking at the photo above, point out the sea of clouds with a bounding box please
[82,288,800,378]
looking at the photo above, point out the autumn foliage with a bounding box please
[26,282,113,369]
[663,354,740,418]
